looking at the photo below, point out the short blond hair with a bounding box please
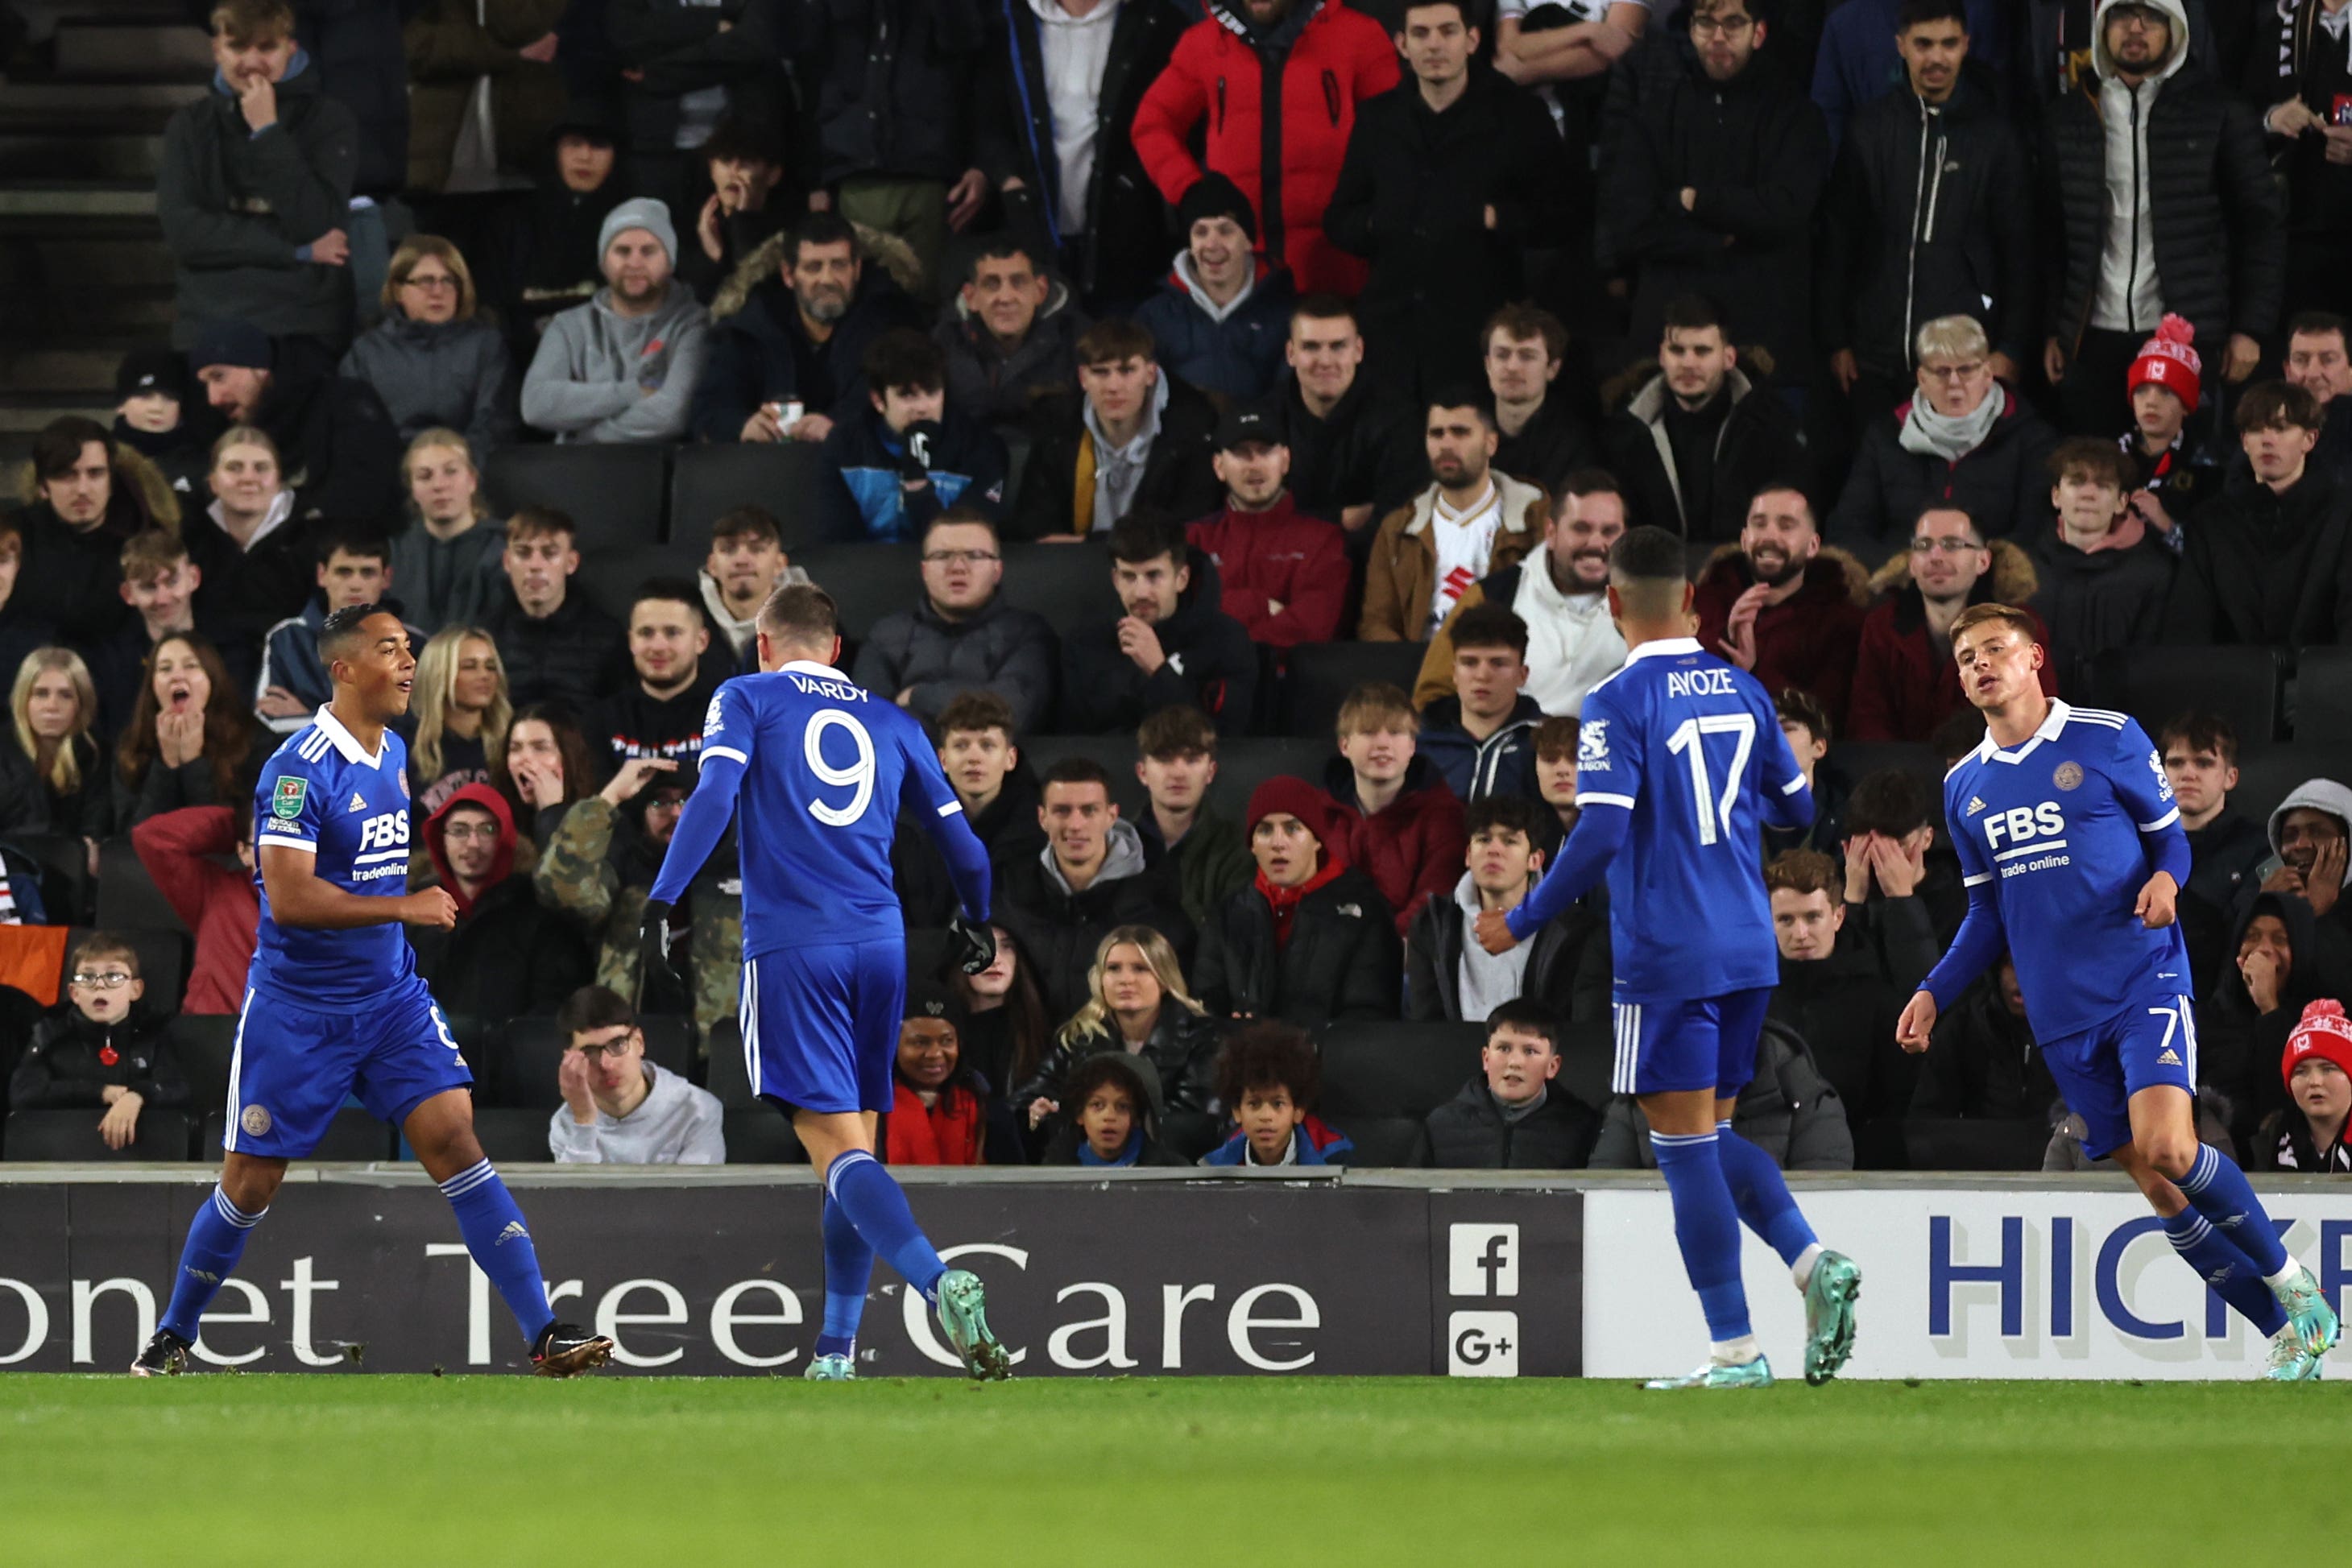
[1335,681,1417,742]
[1915,314,1990,364]
[210,0,292,43]
[1948,602,2039,647]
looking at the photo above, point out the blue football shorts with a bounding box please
[225,978,472,1158]
[2040,989,2199,1160]
[739,938,907,1115]
[1610,987,1774,1098]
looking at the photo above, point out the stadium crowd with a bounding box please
[2,0,2351,1173]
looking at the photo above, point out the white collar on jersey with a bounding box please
[1974,697,2072,767]
[779,659,847,679]
[311,705,387,769]
[1622,637,1703,664]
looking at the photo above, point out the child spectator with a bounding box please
[391,430,509,638]
[1406,794,1603,1024]
[818,329,1008,544]
[2162,710,2273,997]
[951,923,1050,1115]
[1764,688,1846,857]
[1321,681,1465,935]
[1134,704,1253,929]
[2117,316,2218,540]
[881,980,993,1168]
[1199,1021,1353,1168]
[549,983,724,1165]
[2028,437,2175,699]
[1418,999,1599,1169]
[2,647,112,840]
[341,235,519,454]
[110,348,213,499]
[2253,1001,2352,1174]
[1040,1053,1189,1169]
[499,702,599,846]
[1416,604,1542,804]
[130,801,259,1016]
[677,116,799,304]
[112,631,256,828]
[9,933,189,1149]
[1015,925,1221,1143]
[255,525,401,734]
[89,529,208,736]
[408,624,510,818]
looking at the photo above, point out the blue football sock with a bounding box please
[826,1150,946,1303]
[439,1159,556,1347]
[1715,1121,1819,1269]
[1652,1129,1752,1347]
[2177,1144,2292,1278]
[815,1191,874,1359]
[2164,1210,2289,1336]
[159,1185,266,1341]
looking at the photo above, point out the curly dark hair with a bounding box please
[1213,1021,1319,1111]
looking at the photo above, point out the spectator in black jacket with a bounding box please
[412,782,593,1049]
[486,107,627,359]
[892,691,1046,929]
[1590,1024,1856,1169]
[110,631,259,830]
[158,0,357,350]
[2030,437,2174,697]
[592,578,718,767]
[1269,296,1422,536]
[190,323,401,530]
[2168,381,2352,647]
[1012,923,1221,1142]
[183,427,318,662]
[1419,999,1600,1169]
[677,116,802,306]
[294,0,405,316]
[2250,999,2352,1174]
[2285,312,2352,481]
[2206,892,2325,1145]
[1820,3,2035,430]
[2118,315,2221,536]
[1057,510,1257,738]
[87,530,209,738]
[852,507,1056,734]
[1596,0,1832,392]
[1485,304,1596,502]
[977,0,1186,312]
[1828,314,2059,565]
[780,0,985,295]
[817,329,1008,543]
[2039,0,2284,437]
[690,213,929,445]
[481,507,627,715]
[110,347,214,503]
[2244,2,2352,326]
[1765,848,1917,1168]
[609,0,785,207]
[1010,318,1221,540]
[996,755,1195,1023]
[1601,292,1804,543]
[1838,763,1964,961]
[2160,710,2272,999]
[1192,776,1399,1024]
[932,238,1088,441]
[1406,794,1603,1023]
[8,933,188,1148]
[8,417,172,650]
[0,646,111,842]
[1325,2,1574,401]
[1909,956,2058,1123]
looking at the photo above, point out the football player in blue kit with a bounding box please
[1898,602,2342,1380]
[640,584,1008,1380]
[1479,527,1861,1389]
[134,606,614,1376]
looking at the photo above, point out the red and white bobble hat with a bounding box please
[2282,999,2352,1090]
[2127,313,2202,414]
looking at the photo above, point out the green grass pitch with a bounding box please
[2,1376,2338,1566]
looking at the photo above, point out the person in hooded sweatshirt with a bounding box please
[8,933,189,1148]
[520,196,710,444]
[2253,777,2352,1006]
[2202,891,2325,1149]
[1130,172,1294,404]
[412,783,594,1050]
[1038,1053,1191,1169]
[1406,795,1603,1024]
[548,983,724,1165]
[157,0,358,352]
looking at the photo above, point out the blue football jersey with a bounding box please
[1937,701,2191,1037]
[667,660,968,957]
[1574,639,1809,1001]
[248,706,419,1006]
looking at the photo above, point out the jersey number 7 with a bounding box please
[806,710,876,826]
[1667,714,1755,847]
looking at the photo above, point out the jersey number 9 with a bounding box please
[805,710,876,826]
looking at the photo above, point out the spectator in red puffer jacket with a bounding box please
[1846,504,2056,743]
[1186,403,1347,645]
[1692,485,1872,734]
[1131,0,1399,299]
[1321,681,1465,937]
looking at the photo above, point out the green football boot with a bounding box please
[2264,1325,2323,1383]
[1643,1355,1774,1391]
[1802,1251,1863,1386]
[934,1268,1011,1381]
[2275,1264,2342,1359]
[802,1353,857,1381]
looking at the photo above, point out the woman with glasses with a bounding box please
[1828,313,2058,565]
[340,234,520,454]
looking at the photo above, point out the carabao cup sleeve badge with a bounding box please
[272,776,308,820]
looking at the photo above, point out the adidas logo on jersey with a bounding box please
[348,792,367,813]
[2157,1048,2183,1065]
[1965,796,1987,817]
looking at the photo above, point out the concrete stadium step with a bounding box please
[52,20,213,81]
[0,180,157,219]
[0,81,205,119]
[0,230,175,291]
[0,340,152,394]
[6,282,175,335]
[0,129,164,181]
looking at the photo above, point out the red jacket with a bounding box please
[1131,1,1399,297]
[1187,493,1348,647]
[1323,756,1466,937]
[1692,546,1873,733]
[130,805,258,1016]
[883,1078,985,1166]
[1846,540,2057,743]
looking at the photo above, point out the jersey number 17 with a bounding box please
[1667,714,1754,846]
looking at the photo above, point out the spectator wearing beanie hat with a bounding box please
[1133,172,1295,403]
[2118,314,2218,549]
[2251,999,2352,1173]
[1191,776,1400,1024]
[112,347,215,499]
[520,194,710,444]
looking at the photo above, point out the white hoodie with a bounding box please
[2089,0,2192,334]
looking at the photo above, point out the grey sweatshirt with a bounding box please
[521,283,710,445]
[548,1061,726,1164]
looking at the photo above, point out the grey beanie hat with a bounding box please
[598,197,678,267]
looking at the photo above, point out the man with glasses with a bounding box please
[548,984,723,1164]
[2040,0,2280,436]
[415,784,592,1046]
[1847,503,2054,741]
[1596,0,1829,399]
[851,507,1055,732]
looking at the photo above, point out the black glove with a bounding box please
[946,913,997,976]
[638,899,684,995]
[899,420,942,480]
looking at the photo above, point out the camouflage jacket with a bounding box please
[532,796,741,1041]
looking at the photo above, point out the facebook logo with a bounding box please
[1447,1311,1519,1376]
[1447,1223,1519,1297]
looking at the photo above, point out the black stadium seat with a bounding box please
[2231,746,2352,834]
[1282,642,1429,739]
[995,541,1124,637]
[669,442,834,549]
[1316,1020,1485,1125]
[577,544,703,624]
[1824,741,1940,788]
[2089,644,2285,746]
[1902,1118,2048,1173]
[2296,646,2352,741]
[500,1016,569,1110]
[64,926,184,1015]
[1020,734,1149,816]
[639,1015,694,1078]
[482,444,669,553]
[1551,1020,1617,1111]
[1202,738,1331,821]
[469,1107,556,1164]
[5,1108,193,1160]
[1344,1119,1427,1168]
[723,1107,806,1163]
[169,1013,238,1114]
[97,835,188,936]
[703,1018,758,1108]
[793,544,923,642]
[17,832,95,926]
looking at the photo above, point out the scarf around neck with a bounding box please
[1899,383,2006,463]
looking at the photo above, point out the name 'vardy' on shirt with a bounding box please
[789,673,868,702]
